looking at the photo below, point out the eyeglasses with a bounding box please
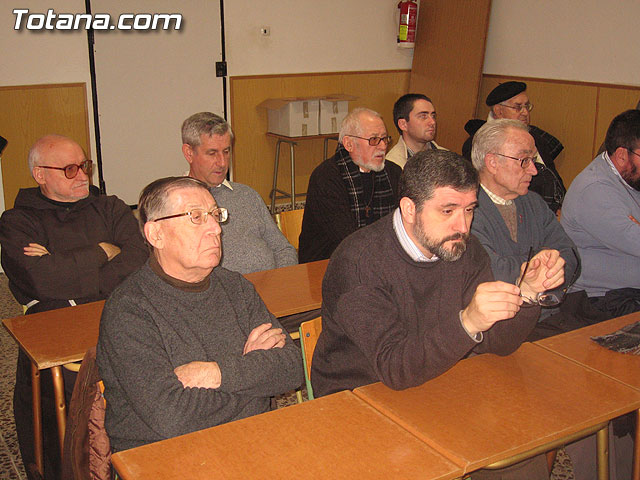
[626,148,640,159]
[499,102,533,113]
[346,135,392,146]
[493,152,536,169]
[38,160,93,179]
[153,207,228,225]
[520,248,580,307]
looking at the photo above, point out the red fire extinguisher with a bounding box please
[397,0,417,48]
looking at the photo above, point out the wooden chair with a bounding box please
[298,316,322,402]
[273,208,304,250]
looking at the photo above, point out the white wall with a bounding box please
[224,0,415,76]
[484,0,640,86]
[92,0,223,204]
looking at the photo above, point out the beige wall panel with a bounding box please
[230,71,410,204]
[0,84,89,209]
[410,0,492,153]
[594,88,640,157]
[477,76,598,188]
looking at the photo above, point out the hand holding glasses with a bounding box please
[518,247,579,307]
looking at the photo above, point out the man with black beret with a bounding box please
[462,81,566,214]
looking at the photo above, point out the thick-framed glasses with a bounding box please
[153,207,228,225]
[38,160,93,179]
[493,152,536,169]
[346,135,392,146]
[499,102,533,113]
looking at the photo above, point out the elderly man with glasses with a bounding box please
[299,107,402,262]
[97,176,302,452]
[469,120,606,343]
[0,134,148,479]
[462,81,566,214]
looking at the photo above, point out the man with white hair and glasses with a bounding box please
[470,120,606,342]
[97,176,302,452]
[0,134,148,479]
[299,107,402,262]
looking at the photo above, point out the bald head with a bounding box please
[29,135,91,202]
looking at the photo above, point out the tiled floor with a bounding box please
[0,274,26,479]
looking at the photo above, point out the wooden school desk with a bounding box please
[536,313,640,479]
[245,259,327,317]
[2,300,104,474]
[112,390,464,480]
[353,342,640,479]
[1,259,328,476]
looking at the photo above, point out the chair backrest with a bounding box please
[299,316,322,401]
[62,347,112,480]
[273,208,304,250]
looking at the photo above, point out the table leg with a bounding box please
[289,142,296,210]
[633,409,640,480]
[51,366,67,460]
[596,424,609,480]
[270,140,282,213]
[31,362,44,476]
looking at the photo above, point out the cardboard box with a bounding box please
[259,94,357,137]
[319,94,356,134]
[259,97,320,137]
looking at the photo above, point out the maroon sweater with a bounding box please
[311,213,540,397]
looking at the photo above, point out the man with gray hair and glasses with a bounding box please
[97,176,302,452]
[182,112,297,274]
[299,107,401,262]
[0,134,148,479]
[470,119,604,342]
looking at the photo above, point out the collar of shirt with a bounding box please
[392,208,439,262]
[480,183,513,205]
[182,171,234,191]
[215,179,233,190]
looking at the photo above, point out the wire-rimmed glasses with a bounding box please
[499,102,533,113]
[38,160,93,179]
[153,207,228,225]
[519,248,580,307]
[493,152,536,169]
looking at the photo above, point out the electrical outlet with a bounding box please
[260,26,270,36]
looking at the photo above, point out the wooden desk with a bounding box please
[112,390,463,480]
[244,259,327,317]
[536,314,640,479]
[1,259,327,476]
[2,301,104,474]
[354,343,640,478]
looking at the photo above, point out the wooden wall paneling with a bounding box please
[594,87,640,158]
[230,71,410,204]
[0,83,90,209]
[409,0,492,153]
